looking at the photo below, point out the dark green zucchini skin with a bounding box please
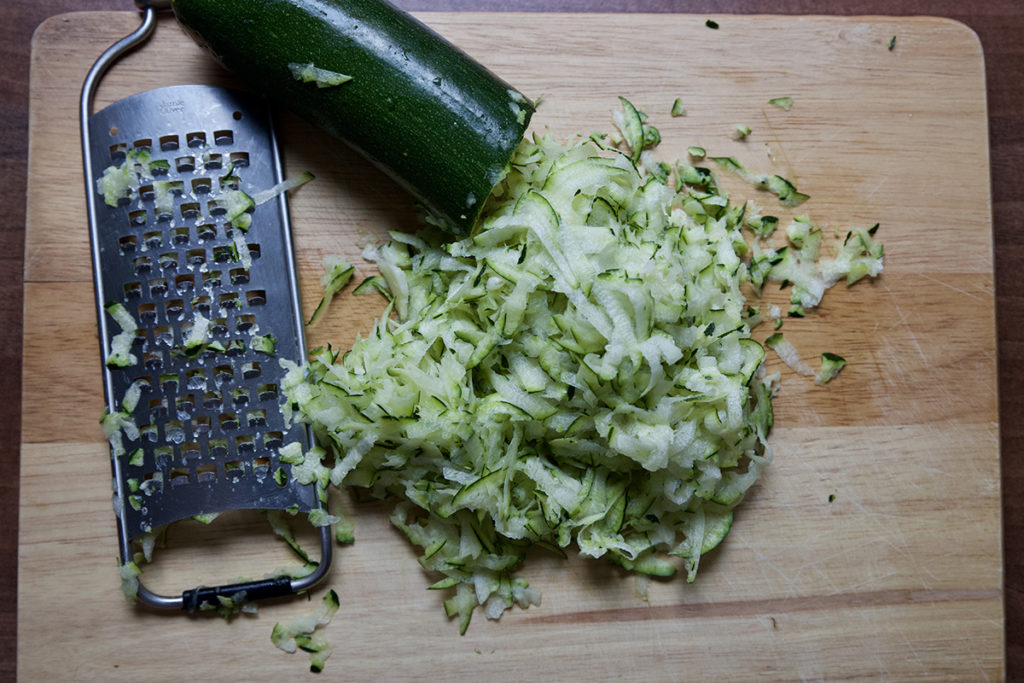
[171,0,534,236]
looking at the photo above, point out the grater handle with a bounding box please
[79,8,159,385]
[80,7,160,125]
[137,525,335,610]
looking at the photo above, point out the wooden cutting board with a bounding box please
[20,11,1000,681]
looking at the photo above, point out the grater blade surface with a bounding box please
[87,85,317,542]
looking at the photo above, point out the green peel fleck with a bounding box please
[731,124,752,141]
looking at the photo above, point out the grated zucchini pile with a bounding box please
[282,98,884,633]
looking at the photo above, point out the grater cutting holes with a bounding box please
[81,2,332,610]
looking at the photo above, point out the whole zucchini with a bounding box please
[171,0,535,236]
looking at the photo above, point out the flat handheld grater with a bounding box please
[81,1,332,610]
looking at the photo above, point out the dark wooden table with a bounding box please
[3,1,1020,680]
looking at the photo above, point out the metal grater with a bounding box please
[81,2,332,610]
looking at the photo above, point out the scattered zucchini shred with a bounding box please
[352,275,393,300]
[271,589,340,673]
[266,509,315,564]
[195,590,257,620]
[307,257,355,326]
[101,406,139,459]
[746,214,779,239]
[182,311,212,357]
[329,502,356,544]
[706,19,719,29]
[768,96,794,111]
[888,35,897,51]
[249,333,277,356]
[765,333,814,376]
[118,560,143,602]
[192,512,221,525]
[308,508,341,528]
[288,62,353,88]
[731,124,752,141]
[127,448,144,467]
[97,148,152,207]
[232,232,253,271]
[612,96,660,162]
[815,352,847,385]
[104,302,138,368]
[675,162,715,188]
[281,97,884,633]
[218,189,255,227]
[711,156,810,207]
[251,171,316,206]
[671,98,687,117]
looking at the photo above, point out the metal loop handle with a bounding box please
[80,8,158,125]
[140,527,334,610]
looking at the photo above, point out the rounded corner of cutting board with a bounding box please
[892,15,985,57]
[33,11,114,44]
[32,11,148,63]
[920,15,985,53]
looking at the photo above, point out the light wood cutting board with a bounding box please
[21,10,1000,681]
